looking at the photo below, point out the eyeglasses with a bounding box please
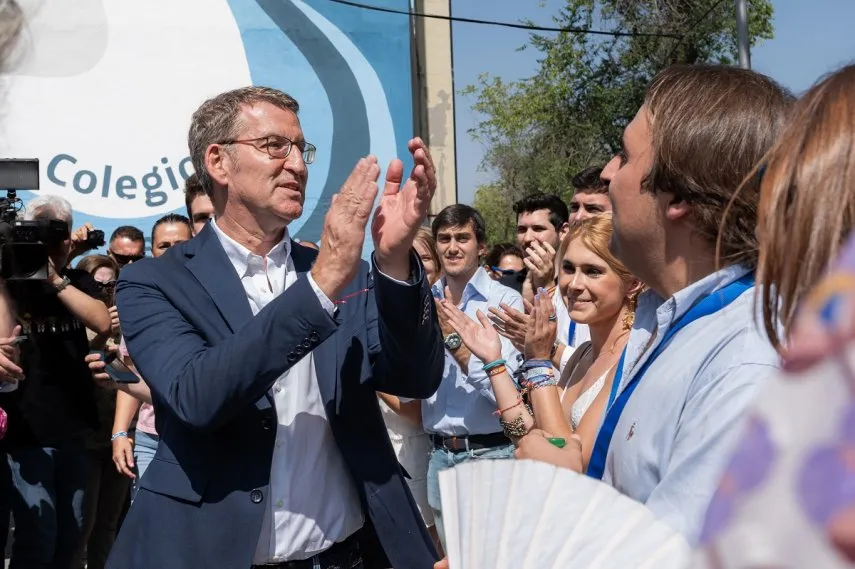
[490,266,520,276]
[96,280,117,290]
[109,251,144,265]
[219,135,316,164]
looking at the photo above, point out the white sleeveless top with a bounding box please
[560,343,616,430]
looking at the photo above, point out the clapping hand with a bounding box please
[371,138,437,281]
[524,240,557,291]
[488,303,529,353]
[312,157,382,300]
[437,287,502,364]
[524,290,558,360]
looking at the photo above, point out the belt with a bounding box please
[251,532,361,569]
[430,432,510,452]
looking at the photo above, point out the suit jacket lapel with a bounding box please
[184,224,254,333]
[290,243,341,411]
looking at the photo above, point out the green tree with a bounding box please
[463,0,774,238]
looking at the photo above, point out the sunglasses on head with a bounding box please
[96,280,117,290]
[109,251,144,265]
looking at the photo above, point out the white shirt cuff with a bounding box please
[307,273,336,316]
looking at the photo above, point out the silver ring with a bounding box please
[547,314,557,322]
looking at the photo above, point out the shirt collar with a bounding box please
[640,263,753,325]
[210,218,291,278]
[432,266,492,304]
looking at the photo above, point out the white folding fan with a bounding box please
[439,459,691,569]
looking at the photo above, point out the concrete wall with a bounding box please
[412,0,457,218]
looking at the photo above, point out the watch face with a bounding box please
[444,332,462,350]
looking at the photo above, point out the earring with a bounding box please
[622,295,638,331]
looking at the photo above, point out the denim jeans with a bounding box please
[426,443,515,550]
[73,447,131,569]
[131,430,159,502]
[7,437,89,569]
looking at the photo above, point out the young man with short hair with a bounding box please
[424,204,523,548]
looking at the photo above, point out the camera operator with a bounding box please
[0,194,110,568]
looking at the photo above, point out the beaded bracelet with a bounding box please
[482,358,507,372]
[499,413,529,438]
[528,377,558,390]
[111,431,128,442]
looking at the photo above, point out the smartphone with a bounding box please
[105,357,140,384]
[89,349,118,365]
[9,335,26,346]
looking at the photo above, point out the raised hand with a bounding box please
[371,138,437,280]
[524,240,557,291]
[312,157,382,299]
[437,287,502,363]
[488,303,529,353]
[525,291,558,360]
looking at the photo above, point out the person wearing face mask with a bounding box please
[484,243,525,293]
[0,195,111,569]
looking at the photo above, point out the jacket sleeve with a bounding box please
[367,251,443,399]
[116,265,338,433]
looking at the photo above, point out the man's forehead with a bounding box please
[437,222,474,235]
[624,106,651,145]
[237,102,302,136]
[518,209,552,224]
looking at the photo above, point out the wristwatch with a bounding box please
[54,275,72,293]
[444,332,463,351]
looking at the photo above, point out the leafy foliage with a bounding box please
[463,0,774,243]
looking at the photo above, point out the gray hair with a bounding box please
[0,0,22,73]
[188,86,300,197]
[25,194,73,226]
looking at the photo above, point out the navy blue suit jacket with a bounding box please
[107,225,444,569]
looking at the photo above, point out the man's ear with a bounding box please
[558,221,570,242]
[205,144,231,189]
[663,193,691,222]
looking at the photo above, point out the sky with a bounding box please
[450,0,855,205]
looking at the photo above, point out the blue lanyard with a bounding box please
[567,321,576,347]
[586,274,755,480]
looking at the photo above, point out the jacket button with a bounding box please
[287,353,297,363]
[261,418,273,430]
[309,331,320,342]
[250,489,263,504]
[301,340,311,349]
[294,347,305,357]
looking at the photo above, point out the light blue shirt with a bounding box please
[423,267,524,436]
[602,264,779,544]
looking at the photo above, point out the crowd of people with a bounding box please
[2,0,855,567]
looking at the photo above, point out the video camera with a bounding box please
[0,159,104,280]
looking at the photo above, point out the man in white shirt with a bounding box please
[110,86,444,569]
[423,204,523,547]
[517,65,795,543]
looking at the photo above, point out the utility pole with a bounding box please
[736,0,751,69]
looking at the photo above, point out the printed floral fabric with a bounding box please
[694,233,855,568]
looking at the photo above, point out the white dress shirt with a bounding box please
[210,221,363,564]
[423,268,524,435]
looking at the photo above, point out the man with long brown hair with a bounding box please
[517,64,794,543]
